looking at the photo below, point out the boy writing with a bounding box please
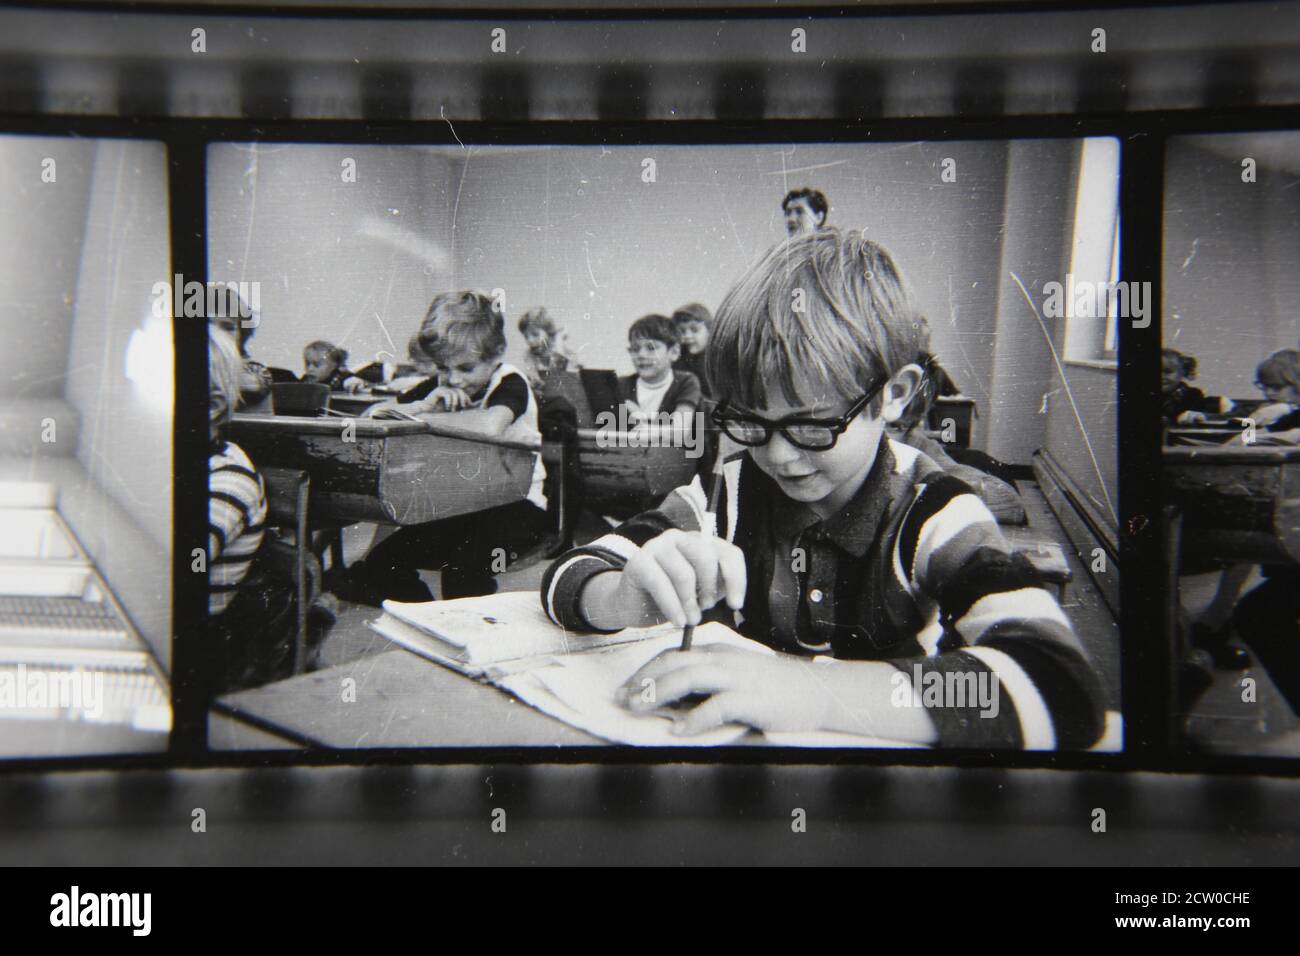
[542,231,1104,749]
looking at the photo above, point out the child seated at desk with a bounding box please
[519,307,581,394]
[208,288,274,414]
[207,326,298,695]
[303,341,367,393]
[337,291,550,604]
[618,314,702,429]
[1222,349,1300,710]
[541,230,1105,749]
[1241,349,1300,442]
[1195,349,1300,672]
[672,303,713,399]
[1162,348,1231,426]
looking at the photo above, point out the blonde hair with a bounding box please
[519,307,558,338]
[707,229,927,410]
[418,291,507,365]
[1257,349,1300,390]
[304,340,348,366]
[209,326,243,423]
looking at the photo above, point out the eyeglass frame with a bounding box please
[710,377,890,452]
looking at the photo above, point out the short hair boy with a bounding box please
[618,314,701,424]
[542,230,1104,750]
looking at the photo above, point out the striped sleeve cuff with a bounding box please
[892,652,1025,750]
[541,542,636,632]
[977,636,1106,750]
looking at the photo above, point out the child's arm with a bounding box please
[209,451,263,564]
[576,528,747,630]
[373,387,513,436]
[411,372,533,439]
[1251,402,1290,427]
[421,405,514,437]
[894,476,1105,748]
[542,469,732,632]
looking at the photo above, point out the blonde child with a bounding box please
[340,292,550,603]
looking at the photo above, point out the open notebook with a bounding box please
[369,591,908,748]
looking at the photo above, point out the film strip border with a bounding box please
[0,2,1295,121]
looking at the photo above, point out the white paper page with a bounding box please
[496,623,767,746]
[381,590,645,665]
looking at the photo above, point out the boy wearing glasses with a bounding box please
[616,314,702,428]
[541,230,1104,749]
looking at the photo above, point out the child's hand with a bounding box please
[617,529,746,628]
[342,377,367,394]
[366,401,403,419]
[428,386,472,412]
[622,645,829,734]
[1252,403,1289,427]
[1176,410,1208,425]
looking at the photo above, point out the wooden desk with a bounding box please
[228,414,538,526]
[1163,445,1300,565]
[576,428,699,505]
[1166,427,1239,445]
[210,647,604,749]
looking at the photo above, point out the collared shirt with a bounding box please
[767,440,896,652]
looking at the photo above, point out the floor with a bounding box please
[1018,481,1122,712]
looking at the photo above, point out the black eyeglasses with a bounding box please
[711,380,887,452]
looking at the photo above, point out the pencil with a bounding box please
[679,465,727,652]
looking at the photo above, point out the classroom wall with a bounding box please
[999,139,1119,530]
[210,140,1118,462]
[1163,134,1300,400]
[207,143,457,375]
[0,135,94,398]
[985,139,1080,466]
[64,139,173,665]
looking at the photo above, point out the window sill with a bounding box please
[1064,358,1118,372]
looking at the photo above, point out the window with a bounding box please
[1063,137,1121,367]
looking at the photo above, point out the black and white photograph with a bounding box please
[203,138,1120,753]
[1163,130,1300,757]
[0,134,172,759]
[3,0,1300,883]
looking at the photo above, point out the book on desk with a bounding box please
[366,590,910,748]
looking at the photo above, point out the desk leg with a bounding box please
[556,443,568,538]
[293,477,309,675]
